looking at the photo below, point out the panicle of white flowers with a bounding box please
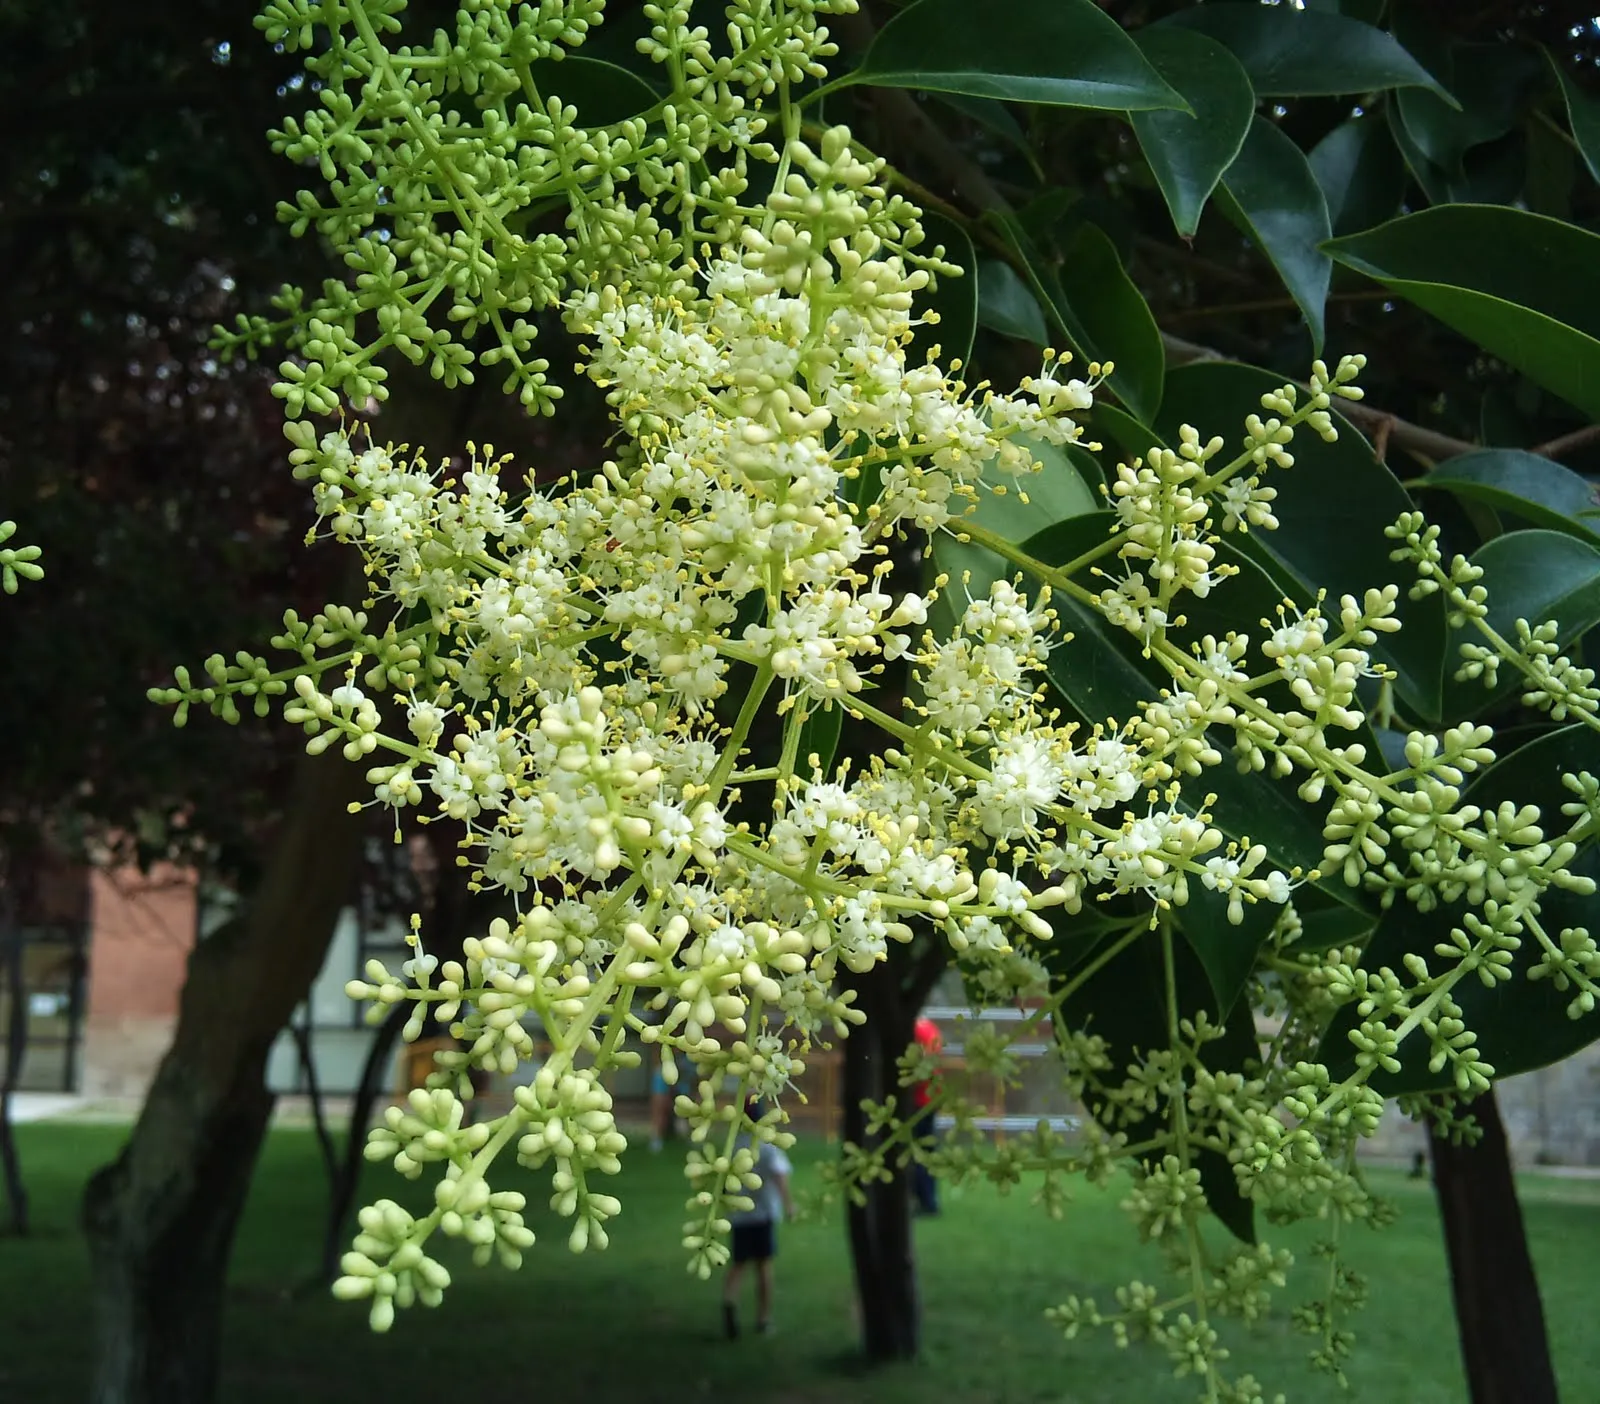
[0,520,42,594]
[228,0,866,416]
[164,1,1600,1397]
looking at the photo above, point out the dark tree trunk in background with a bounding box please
[313,1002,406,1287]
[290,1021,338,1188]
[841,938,947,1362]
[0,880,29,1235]
[843,961,918,1361]
[1428,1088,1560,1404]
[82,753,365,1404]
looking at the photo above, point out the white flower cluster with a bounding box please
[169,1,1600,1397]
[184,119,1341,1333]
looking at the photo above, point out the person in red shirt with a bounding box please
[910,1016,943,1216]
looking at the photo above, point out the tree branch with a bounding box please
[1162,331,1483,463]
[1529,422,1600,459]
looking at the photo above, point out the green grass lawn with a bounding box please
[5,1122,1600,1403]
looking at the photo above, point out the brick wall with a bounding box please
[80,865,196,1098]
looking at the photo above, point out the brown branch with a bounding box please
[1528,422,1600,459]
[1161,290,1392,324]
[1159,333,1224,366]
[1161,332,1483,464]
[1134,235,1263,291]
[1323,401,1482,466]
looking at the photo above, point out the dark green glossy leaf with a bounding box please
[1325,206,1600,423]
[912,211,977,372]
[1318,725,1600,1092]
[1526,108,1577,220]
[1421,450,1600,546]
[571,7,671,88]
[976,260,1047,346]
[1216,118,1332,355]
[1440,529,1600,720]
[1182,880,1279,1022]
[926,439,1100,643]
[1203,753,1345,890]
[1161,3,1448,100]
[1548,49,1600,186]
[1385,96,1452,204]
[796,702,843,777]
[1400,55,1539,178]
[967,439,1103,551]
[1158,361,1449,722]
[1374,725,1413,773]
[1014,186,1083,247]
[1304,0,1386,22]
[1033,907,1146,996]
[1390,122,1528,208]
[526,56,659,124]
[989,215,1162,424]
[1053,222,1165,425]
[1287,883,1379,954]
[931,92,1042,176]
[1090,402,1169,468]
[1309,115,1407,237]
[1063,443,1109,499]
[1387,19,1540,179]
[1056,927,1259,1242]
[844,0,1187,111]
[1452,130,1535,207]
[1130,27,1255,238]
[1022,512,1159,725]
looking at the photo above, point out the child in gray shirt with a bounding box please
[722,1103,794,1338]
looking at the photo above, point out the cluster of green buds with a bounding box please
[0,520,42,594]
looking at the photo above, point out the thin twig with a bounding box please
[1333,401,1481,465]
[1529,422,1600,459]
[1159,332,1224,366]
[1162,290,1392,324]
[1161,332,1482,464]
[1372,414,1396,464]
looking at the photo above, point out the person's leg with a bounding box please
[912,1112,939,1214]
[755,1257,773,1331]
[723,1261,745,1338]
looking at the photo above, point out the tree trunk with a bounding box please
[0,879,29,1235]
[840,938,948,1362]
[1428,1088,1560,1404]
[82,752,366,1404]
[290,1020,338,1189]
[843,960,919,1361]
[311,1002,407,1288]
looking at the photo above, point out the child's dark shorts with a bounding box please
[731,1221,776,1263]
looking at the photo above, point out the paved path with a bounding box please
[7,1093,87,1124]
